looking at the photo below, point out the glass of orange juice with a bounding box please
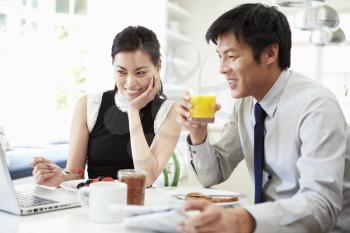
[189,95,216,123]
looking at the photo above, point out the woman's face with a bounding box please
[113,50,159,100]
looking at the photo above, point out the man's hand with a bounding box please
[175,91,221,145]
[178,200,256,233]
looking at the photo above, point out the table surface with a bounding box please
[0,178,244,233]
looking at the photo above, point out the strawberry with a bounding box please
[102,177,114,181]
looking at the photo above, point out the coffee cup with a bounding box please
[118,169,146,205]
[189,95,216,123]
[77,181,127,223]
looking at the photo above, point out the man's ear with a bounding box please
[262,44,279,66]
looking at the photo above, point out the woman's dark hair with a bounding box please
[205,3,291,70]
[111,25,166,99]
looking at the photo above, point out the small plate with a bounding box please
[169,187,245,207]
[60,179,86,192]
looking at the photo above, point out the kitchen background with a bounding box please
[0,0,349,197]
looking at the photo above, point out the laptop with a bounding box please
[0,146,80,215]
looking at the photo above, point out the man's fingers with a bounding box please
[176,114,190,128]
[185,206,220,228]
[180,99,192,111]
[191,216,223,233]
[183,200,211,212]
[187,213,217,229]
[176,104,190,119]
[180,223,197,233]
[182,204,224,233]
[175,106,207,131]
[215,103,221,112]
[190,122,206,128]
[176,109,198,130]
[181,90,191,101]
[178,90,192,116]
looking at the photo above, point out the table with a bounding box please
[0,179,243,233]
[0,186,178,233]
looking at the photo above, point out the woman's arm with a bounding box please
[31,96,89,186]
[128,103,181,186]
[65,95,90,180]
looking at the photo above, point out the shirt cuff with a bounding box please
[187,135,216,172]
[244,203,277,233]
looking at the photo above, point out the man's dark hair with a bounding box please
[206,3,291,69]
[111,25,166,99]
[111,25,161,66]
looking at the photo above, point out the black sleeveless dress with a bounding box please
[87,90,165,179]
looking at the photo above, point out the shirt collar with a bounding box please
[258,69,291,118]
[114,91,129,112]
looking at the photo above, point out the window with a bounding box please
[31,21,38,32]
[0,14,6,34]
[20,19,27,36]
[74,0,87,15]
[31,0,38,8]
[0,0,166,146]
[56,0,69,13]
[55,0,88,15]
[289,13,350,121]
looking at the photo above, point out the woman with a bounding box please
[31,26,181,187]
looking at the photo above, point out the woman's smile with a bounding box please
[124,88,142,97]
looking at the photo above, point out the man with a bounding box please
[176,3,350,233]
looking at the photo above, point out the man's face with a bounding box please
[216,32,267,100]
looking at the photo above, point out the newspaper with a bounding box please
[110,204,191,233]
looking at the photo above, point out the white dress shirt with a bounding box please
[188,70,350,233]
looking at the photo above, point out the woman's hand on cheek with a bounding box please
[128,74,160,112]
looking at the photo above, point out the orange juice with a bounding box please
[189,96,216,123]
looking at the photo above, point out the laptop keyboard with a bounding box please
[16,191,59,208]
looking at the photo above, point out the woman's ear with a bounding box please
[156,60,162,73]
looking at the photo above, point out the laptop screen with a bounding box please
[0,146,21,215]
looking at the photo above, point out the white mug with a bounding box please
[77,181,127,223]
